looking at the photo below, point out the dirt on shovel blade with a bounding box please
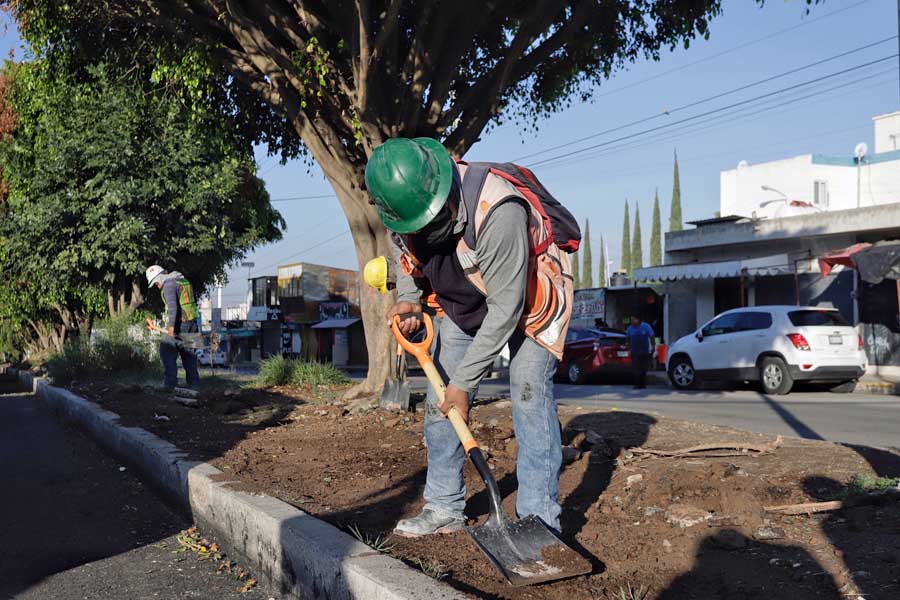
[469,515,591,586]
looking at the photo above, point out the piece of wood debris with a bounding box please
[765,487,900,515]
[627,436,782,462]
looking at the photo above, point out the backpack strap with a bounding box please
[460,162,492,250]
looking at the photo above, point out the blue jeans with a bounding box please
[160,321,200,390]
[423,316,562,531]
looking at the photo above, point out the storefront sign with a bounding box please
[573,289,606,319]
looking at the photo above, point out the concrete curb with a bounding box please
[13,370,464,600]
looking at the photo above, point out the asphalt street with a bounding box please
[0,388,275,600]
[403,375,900,449]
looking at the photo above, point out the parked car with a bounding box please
[666,306,867,395]
[558,327,631,384]
[195,347,227,367]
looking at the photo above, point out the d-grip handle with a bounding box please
[390,314,479,455]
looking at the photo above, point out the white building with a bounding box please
[720,112,900,219]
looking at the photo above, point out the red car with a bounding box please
[557,328,632,384]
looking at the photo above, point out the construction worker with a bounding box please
[145,265,200,391]
[365,138,575,538]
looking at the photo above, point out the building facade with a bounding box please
[635,112,900,371]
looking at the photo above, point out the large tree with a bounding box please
[582,219,592,288]
[0,60,282,352]
[598,236,607,288]
[3,0,738,395]
[650,189,662,266]
[621,201,631,277]
[632,202,643,271]
[670,149,683,232]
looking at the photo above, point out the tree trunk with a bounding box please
[324,172,396,407]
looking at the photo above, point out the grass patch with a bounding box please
[609,584,651,600]
[46,312,159,385]
[846,473,900,496]
[256,357,350,388]
[413,558,448,581]
[346,524,393,554]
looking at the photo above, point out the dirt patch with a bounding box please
[77,382,900,599]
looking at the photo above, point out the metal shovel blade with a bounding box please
[468,515,592,586]
[379,378,411,411]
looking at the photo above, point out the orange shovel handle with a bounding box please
[390,313,478,455]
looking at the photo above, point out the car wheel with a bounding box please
[829,380,857,394]
[668,356,697,390]
[760,357,793,395]
[567,362,586,385]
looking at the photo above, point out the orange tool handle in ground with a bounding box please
[146,318,161,332]
[390,314,479,455]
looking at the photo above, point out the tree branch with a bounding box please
[443,3,591,155]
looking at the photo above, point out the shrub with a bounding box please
[257,355,294,387]
[45,311,159,385]
[255,358,350,388]
[846,473,900,496]
[289,361,350,387]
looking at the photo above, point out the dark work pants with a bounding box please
[160,320,200,390]
[632,353,650,388]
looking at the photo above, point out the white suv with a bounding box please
[666,306,867,395]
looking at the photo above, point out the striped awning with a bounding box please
[634,254,791,282]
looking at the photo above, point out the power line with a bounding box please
[250,229,352,276]
[514,37,897,163]
[526,54,899,169]
[534,67,897,172]
[587,0,871,102]
[270,193,336,202]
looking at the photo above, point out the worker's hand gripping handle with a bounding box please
[390,314,479,456]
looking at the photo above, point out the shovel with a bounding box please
[380,341,412,412]
[391,314,591,586]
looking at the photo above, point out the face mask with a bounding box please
[417,204,455,248]
[415,178,462,248]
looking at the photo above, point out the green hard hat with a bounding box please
[365,137,454,234]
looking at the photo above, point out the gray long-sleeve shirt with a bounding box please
[162,272,186,330]
[396,193,529,393]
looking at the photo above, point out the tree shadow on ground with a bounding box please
[656,530,843,600]
[802,475,900,600]
[0,387,187,599]
[558,411,655,568]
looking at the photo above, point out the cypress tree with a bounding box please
[572,249,580,290]
[598,235,607,288]
[651,189,663,266]
[582,219,593,288]
[632,202,643,271]
[621,201,631,276]
[669,149,683,232]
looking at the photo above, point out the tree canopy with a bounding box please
[0,59,283,354]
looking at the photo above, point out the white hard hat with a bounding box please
[145,265,166,286]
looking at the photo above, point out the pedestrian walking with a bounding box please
[145,265,201,392]
[627,315,654,389]
[365,137,579,537]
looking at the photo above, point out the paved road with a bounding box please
[0,389,274,600]
[402,375,900,449]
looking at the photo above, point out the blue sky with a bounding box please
[3,1,899,307]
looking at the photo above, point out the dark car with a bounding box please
[557,327,632,384]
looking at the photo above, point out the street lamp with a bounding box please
[759,185,788,208]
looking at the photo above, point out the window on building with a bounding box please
[813,180,829,208]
